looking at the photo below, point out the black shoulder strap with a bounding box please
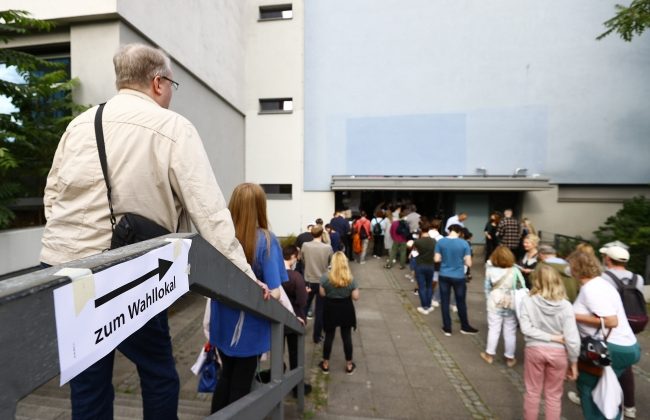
[94,103,116,232]
[603,270,627,291]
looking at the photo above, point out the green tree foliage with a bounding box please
[0,10,83,228]
[598,0,650,41]
[594,196,650,276]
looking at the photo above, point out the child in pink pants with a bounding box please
[518,265,580,420]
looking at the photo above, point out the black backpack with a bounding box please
[396,220,411,239]
[359,223,368,239]
[603,271,648,334]
[372,218,383,236]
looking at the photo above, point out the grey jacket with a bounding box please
[519,294,581,362]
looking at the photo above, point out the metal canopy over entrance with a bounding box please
[331,175,552,191]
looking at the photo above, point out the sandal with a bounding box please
[506,357,517,368]
[346,362,356,375]
[318,361,329,374]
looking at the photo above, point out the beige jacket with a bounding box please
[41,89,255,280]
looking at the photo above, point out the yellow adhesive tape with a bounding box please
[55,268,95,316]
[164,238,182,259]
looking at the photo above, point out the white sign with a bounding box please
[53,239,191,385]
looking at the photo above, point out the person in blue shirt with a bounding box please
[210,183,286,413]
[434,224,479,336]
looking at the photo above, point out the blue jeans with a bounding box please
[70,311,179,420]
[415,265,435,309]
[439,275,471,331]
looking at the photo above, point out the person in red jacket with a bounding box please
[352,211,372,264]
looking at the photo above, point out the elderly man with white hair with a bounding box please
[41,43,256,420]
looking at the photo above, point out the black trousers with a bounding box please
[323,326,353,361]
[211,351,258,413]
[286,333,299,372]
[343,234,353,260]
[373,235,385,256]
[306,282,324,342]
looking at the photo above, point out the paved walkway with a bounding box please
[298,255,650,420]
[17,255,650,419]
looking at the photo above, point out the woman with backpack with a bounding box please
[371,210,387,258]
[519,264,580,420]
[352,211,371,264]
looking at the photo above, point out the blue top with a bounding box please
[210,229,287,357]
[435,237,470,279]
[329,230,341,252]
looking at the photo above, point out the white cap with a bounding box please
[599,245,630,263]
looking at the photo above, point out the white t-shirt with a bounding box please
[573,276,637,346]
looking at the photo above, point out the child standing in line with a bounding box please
[519,264,580,420]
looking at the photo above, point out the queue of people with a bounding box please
[39,51,643,420]
[481,238,644,419]
[204,203,643,419]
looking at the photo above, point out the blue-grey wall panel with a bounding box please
[304,0,650,191]
[346,114,466,176]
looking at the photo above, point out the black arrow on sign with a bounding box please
[94,258,173,308]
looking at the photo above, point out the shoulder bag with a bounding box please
[578,317,611,377]
[94,103,170,249]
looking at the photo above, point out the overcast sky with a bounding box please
[0,65,23,114]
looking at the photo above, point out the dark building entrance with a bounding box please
[334,190,523,244]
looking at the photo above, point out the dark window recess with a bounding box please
[261,184,292,199]
[259,98,293,113]
[259,4,293,20]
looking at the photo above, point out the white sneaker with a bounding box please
[360,261,366,264]
[417,307,428,315]
[451,304,458,313]
[567,391,581,406]
[624,406,637,419]
[426,307,435,314]
[431,300,440,308]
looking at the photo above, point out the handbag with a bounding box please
[352,232,362,254]
[197,343,219,393]
[491,268,515,310]
[578,317,611,376]
[94,103,170,249]
[592,365,623,419]
[512,268,529,319]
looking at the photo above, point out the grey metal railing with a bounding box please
[538,231,591,257]
[0,232,305,419]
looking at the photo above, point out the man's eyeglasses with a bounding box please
[161,76,179,91]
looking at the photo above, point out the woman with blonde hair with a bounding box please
[481,245,524,367]
[210,183,285,413]
[319,251,360,374]
[519,233,540,288]
[569,251,640,420]
[519,265,580,420]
